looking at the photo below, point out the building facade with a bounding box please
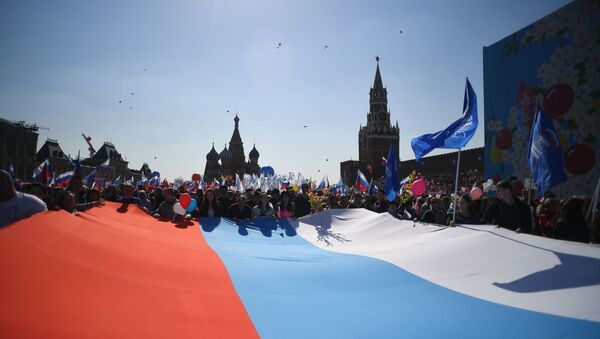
[36,139,70,176]
[0,118,39,180]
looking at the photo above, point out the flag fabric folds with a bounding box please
[411,78,478,160]
[1,206,600,337]
[356,169,369,193]
[527,104,567,196]
[384,144,400,201]
[32,159,52,184]
[316,175,329,190]
[55,170,74,187]
[85,169,97,187]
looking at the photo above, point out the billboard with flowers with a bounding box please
[483,0,599,198]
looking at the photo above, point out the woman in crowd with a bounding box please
[553,197,588,243]
[200,188,220,217]
[252,192,275,218]
[453,194,481,225]
[277,191,294,219]
[537,198,561,237]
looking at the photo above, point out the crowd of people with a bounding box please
[1,169,598,244]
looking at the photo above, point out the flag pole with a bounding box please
[586,175,600,223]
[452,148,462,224]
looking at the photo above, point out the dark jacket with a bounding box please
[293,195,311,218]
[228,203,252,220]
[486,196,531,232]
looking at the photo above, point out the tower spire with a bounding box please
[373,56,384,90]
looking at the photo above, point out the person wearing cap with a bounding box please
[252,193,275,218]
[485,180,531,232]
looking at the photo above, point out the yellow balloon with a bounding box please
[292,184,298,192]
[490,147,503,164]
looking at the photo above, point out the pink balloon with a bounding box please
[179,193,191,209]
[411,179,426,196]
[470,187,483,200]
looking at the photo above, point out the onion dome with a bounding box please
[249,144,260,159]
[206,144,220,161]
[220,145,231,161]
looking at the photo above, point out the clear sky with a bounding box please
[0,0,571,182]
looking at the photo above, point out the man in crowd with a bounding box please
[116,183,142,206]
[420,197,447,224]
[218,185,233,217]
[485,180,531,233]
[154,188,177,219]
[228,194,252,221]
[371,191,389,213]
[0,170,47,227]
[347,192,365,209]
[67,176,86,204]
[293,184,312,218]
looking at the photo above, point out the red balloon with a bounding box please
[542,83,574,119]
[512,181,524,196]
[495,128,512,150]
[411,179,426,196]
[179,193,192,209]
[86,136,92,141]
[564,144,596,175]
[192,173,201,181]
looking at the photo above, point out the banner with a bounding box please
[483,0,599,197]
[2,205,599,337]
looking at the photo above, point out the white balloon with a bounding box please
[173,202,186,215]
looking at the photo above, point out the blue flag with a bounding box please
[384,144,400,201]
[411,78,478,160]
[527,104,567,196]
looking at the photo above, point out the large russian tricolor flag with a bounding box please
[1,203,599,338]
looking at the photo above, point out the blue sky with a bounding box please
[0,0,570,182]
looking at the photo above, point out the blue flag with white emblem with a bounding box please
[411,78,478,160]
[527,104,567,196]
[384,144,400,201]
